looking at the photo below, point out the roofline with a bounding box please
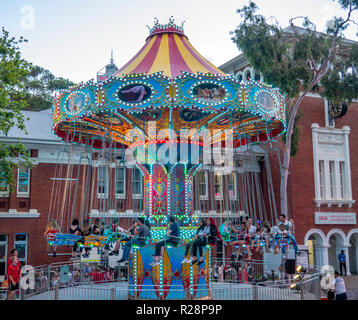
[283,25,358,46]
[0,136,63,145]
[219,53,248,73]
[220,26,358,73]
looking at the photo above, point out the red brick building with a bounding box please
[220,46,358,275]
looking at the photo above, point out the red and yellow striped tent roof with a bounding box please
[113,19,226,79]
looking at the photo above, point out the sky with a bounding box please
[0,0,357,83]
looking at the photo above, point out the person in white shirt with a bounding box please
[279,214,295,234]
[333,271,348,300]
[247,218,257,236]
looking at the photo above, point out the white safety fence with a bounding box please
[17,259,320,300]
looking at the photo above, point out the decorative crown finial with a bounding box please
[147,17,186,38]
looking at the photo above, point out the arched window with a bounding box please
[235,72,243,82]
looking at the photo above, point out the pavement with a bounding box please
[342,275,358,300]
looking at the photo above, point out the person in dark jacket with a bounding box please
[181,218,206,264]
[190,217,221,266]
[150,216,180,266]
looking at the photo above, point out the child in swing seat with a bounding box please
[44,219,60,257]
[253,227,271,253]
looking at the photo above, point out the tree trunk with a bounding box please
[280,84,316,218]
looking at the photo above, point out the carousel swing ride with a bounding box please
[47,17,286,299]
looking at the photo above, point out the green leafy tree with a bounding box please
[231,1,358,216]
[0,28,74,191]
[22,65,74,111]
[0,27,32,191]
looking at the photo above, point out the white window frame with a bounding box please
[17,166,30,197]
[14,233,27,265]
[214,172,223,200]
[97,166,108,199]
[235,71,243,82]
[339,161,346,199]
[328,160,336,199]
[243,66,253,81]
[318,160,325,199]
[0,234,8,281]
[132,168,143,199]
[312,124,354,207]
[229,172,237,200]
[198,170,208,200]
[115,166,126,199]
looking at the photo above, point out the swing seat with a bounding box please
[133,237,150,249]
[84,235,108,248]
[53,233,81,246]
[165,240,179,249]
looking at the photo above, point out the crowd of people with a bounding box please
[219,214,297,261]
[30,263,117,295]
[2,213,352,300]
[44,214,298,268]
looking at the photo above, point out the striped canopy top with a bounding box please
[113,18,226,79]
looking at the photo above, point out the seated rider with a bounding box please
[150,216,180,266]
[44,219,60,257]
[252,227,271,253]
[190,217,220,266]
[181,218,206,264]
[118,217,150,263]
[82,219,100,258]
[273,223,288,254]
[109,220,137,256]
[231,222,252,260]
[70,219,83,260]
[219,219,231,242]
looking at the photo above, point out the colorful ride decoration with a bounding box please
[51,17,286,299]
[128,245,211,300]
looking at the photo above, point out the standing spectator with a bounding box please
[213,263,219,282]
[218,264,224,282]
[72,269,81,284]
[6,256,21,300]
[92,266,104,283]
[104,267,114,282]
[230,264,238,283]
[338,250,347,276]
[6,249,21,298]
[51,268,60,288]
[39,270,48,291]
[7,249,20,272]
[334,271,348,300]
